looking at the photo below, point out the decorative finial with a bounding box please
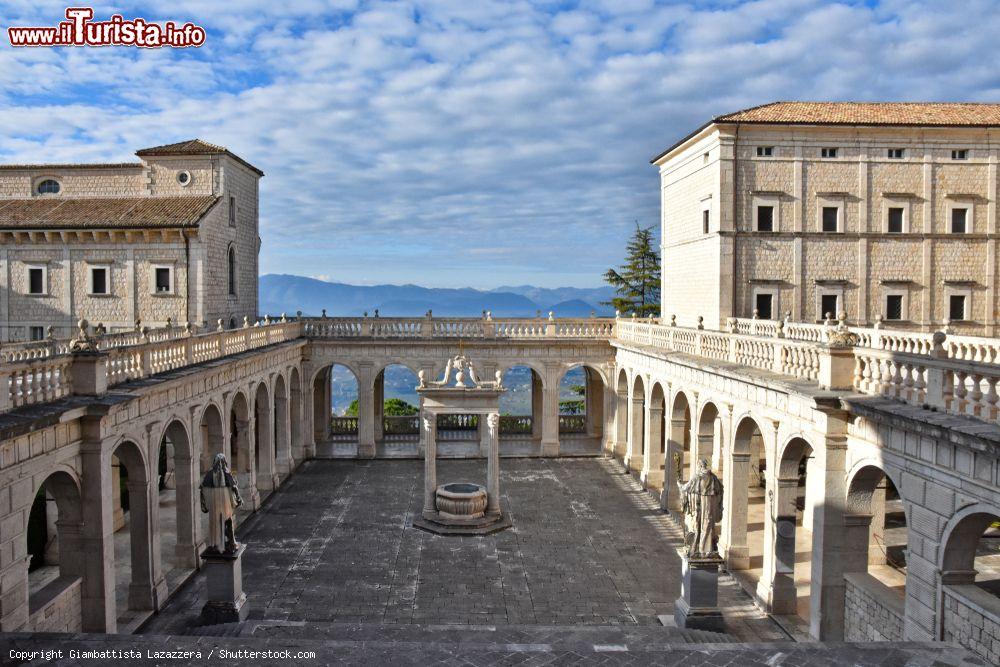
[69,318,98,353]
[243,316,250,328]
[166,317,172,329]
[280,313,287,322]
[696,316,704,330]
[217,318,224,332]
[670,314,676,327]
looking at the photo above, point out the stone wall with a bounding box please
[28,577,82,633]
[0,166,146,198]
[943,584,1000,665]
[843,572,904,642]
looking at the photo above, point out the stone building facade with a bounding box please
[0,140,263,342]
[654,102,1000,335]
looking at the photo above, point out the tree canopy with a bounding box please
[603,223,661,317]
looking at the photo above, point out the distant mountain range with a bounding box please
[259,274,616,318]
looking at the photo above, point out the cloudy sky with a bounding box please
[2,1,999,288]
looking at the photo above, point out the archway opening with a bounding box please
[323,364,359,455]
[725,417,765,584]
[273,374,291,478]
[157,420,197,592]
[940,510,1000,660]
[25,470,84,631]
[254,382,274,497]
[628,374,645,473]
[376,364,421,453]
[614,370,629,460]
[288,367,303,460]
[199,403,224,541]
[499,365,543,446]
[229,393,252,502]
[772,436,814,625]
[110,439,156,626]
[664,391,692,512]
[696,402,722,477]
[557,365,605,455]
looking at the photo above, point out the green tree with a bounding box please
[383,398,418,416]
[603,223,661,317]
[345,399,358,417]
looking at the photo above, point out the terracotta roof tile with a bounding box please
[0,195,220,230]
[714,101,1000,126]
[136,138,264,176]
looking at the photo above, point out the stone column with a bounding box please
[766,476,800,615]
[802,455,817,532]
[642,401,664,488]
[80,429,116,632]
[721,452,750,570]
[585,370,603,437]
[807,433,851,641]
[628,394,644,472]
[486,412,500,514]
[126,475,166,611]
[357,364,376,459]
[373,371,385,446]
[540,381,560,457]
[531,372,544,442]
[174,445,201,569]
[711,415,724,473]
[422,412,437,517]
[242,414,261,512]
[254,394,276,494]
[274,392,291,477]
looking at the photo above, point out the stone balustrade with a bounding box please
[303,316,615,339]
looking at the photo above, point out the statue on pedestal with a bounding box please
[200,453,243,554]
[677,458,724,558]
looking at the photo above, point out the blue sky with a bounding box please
[2,1,999,288]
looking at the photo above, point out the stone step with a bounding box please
[192,620,739,648]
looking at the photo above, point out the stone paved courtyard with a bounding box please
[141,458,786,640]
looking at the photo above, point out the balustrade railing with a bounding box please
[330,416,360,435]
[302,316,616,340]
[500,415,532,435]
[384,415,419,435]
[558,414,587,433]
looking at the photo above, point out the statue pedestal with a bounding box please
[674,552,725,633]
[200,545,249,625]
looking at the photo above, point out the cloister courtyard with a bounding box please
[140,458,787,640]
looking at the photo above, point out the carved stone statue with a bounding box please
[677,458,724,558]
[429,358,454,387]
[200,453,244,554]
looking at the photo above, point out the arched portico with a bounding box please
[273,374,292,477]
[254,381,275,495]
[720,415,765,572]
[664,389,692,512]
[642,382,666,489]
[627,374,646,472]
[156,419,200,584]
[614,369,629,460]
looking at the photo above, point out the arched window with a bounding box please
[228,247,236,296]
[36,179,60,195]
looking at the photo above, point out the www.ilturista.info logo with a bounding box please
[7,7,206,48]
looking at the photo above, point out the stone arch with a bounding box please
[722,415,767,571]
[939,503,1000,575]
[614,368,629,459]
[627,373,646,471]
[843,461,910,589]
[110,438,163,614]
[668,389,693,483]
[499,363,546,443]
[25,468,84,631]
[198,401,225,475]
[769,435,815,620]
[557,363,607,441]
[695,400,723,477]
[254,380,275,495]
[273,372,291,477]
[156,417,199,576]
[228,391,251,479]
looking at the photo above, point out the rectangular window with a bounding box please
[229,195,236,226]
[820,294,839,320]
[27,267,45,295]
[885,295,903,320]
[951,149,968,160]
[155,267,172,293]
[887,148,904,159]
[821,147,838,158]
[757,205,774,232]
[756,146,773,157]
[887,207,904,233]
[949,294,967,321]
[29,326,44,341]
[702,209,710,234]
[951,208,968,234]
[755,293,773,320]
[89,266,108,295]
[821,206,839,232]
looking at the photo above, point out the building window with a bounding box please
[885,294,903,320]
[757,205,774,232]
[228,247,236,296]
[27,266,46,295]
[951,208,968,234]
[153,266,173,294]
[821,206,840,232]
[29,326,45,341]
[177,170,191,186]
[702,152,709,164]
[755,293,774,320]
[89,266,109,295]
[229,195,236,226]
[887,148,904,159]
[702,209,710,234]
[821,147,838,158]
[820,294,839,320]
[949,294,967,321]
[887,207,905,233]
[951,149,969,160]
[756,146,774,157]
[36,179,60,195]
